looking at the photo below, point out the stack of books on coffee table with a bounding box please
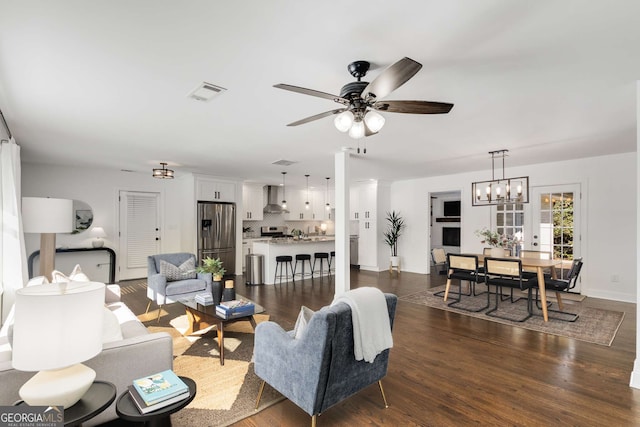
[128,369,189,414]
[195,293,214,305]
[216,299,255,319]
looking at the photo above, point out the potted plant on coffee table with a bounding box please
[383,210,405,271]
[197,257,226,304]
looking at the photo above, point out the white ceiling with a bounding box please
[0,1,638,189]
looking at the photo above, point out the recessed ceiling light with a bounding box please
[187,82,226,102]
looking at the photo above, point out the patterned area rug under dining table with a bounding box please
[400,284,625,346]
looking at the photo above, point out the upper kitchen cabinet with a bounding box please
[242,184,264,221]
[196,176,237,202]
[285,188,314,221]
[313,189,333,221]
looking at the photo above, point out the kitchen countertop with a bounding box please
[266,237,335,245]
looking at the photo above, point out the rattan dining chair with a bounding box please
[445,254,489,312]
[528,257,583,322]
[484,257,534,322]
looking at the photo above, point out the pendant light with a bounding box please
[325,177,331,210]
[471,149,529,206]
[281,172,287,209]
[305,174,310,210]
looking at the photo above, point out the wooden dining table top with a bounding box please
[473,254,562,269]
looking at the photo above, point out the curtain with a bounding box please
[0,138,27,325]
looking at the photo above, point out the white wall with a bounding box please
[22,164,194,281]
[391,152,637,303]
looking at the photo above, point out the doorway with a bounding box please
[429,191,462,274]
[527,184,581,291]
[118,191,161,280]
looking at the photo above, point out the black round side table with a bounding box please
[15,380,117,427]
[116,376,196,427]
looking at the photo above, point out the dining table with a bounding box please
[443,254,563,322]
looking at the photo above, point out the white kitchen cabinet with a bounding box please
[312,189,331,221]
[196,177,236,202]
[285,188,314,221]
[242,184,264,221]
[350,186,360,220]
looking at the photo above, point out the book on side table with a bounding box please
[129,369,189,413]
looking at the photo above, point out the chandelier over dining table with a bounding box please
[471,149,529,206]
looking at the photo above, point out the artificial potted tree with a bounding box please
[383,210,406,270]
[197,257,226,304]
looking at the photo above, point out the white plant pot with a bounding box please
[390,256,400,266]
[490,247,506,257]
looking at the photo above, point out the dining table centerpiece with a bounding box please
[475,228,516,257]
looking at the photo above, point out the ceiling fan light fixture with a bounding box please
[334,110,354,132]
[364,110,385,133]
[348,120,365,139]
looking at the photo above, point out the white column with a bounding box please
[630,81,640,389]
[334,150,350,296]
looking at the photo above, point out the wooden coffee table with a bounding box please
[178,295,264,365]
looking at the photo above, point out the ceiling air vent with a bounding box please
[272,159,297,166]
[187,82,226,102]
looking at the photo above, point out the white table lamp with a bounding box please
[90,227,107,248]
[22,197,73,281]
[12,281,105,408]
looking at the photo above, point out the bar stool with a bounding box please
[294,254,314,279]
[274,255,294,284]
[313,252,330,276]
[328,251,335,273]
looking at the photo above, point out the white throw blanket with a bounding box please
[331,287,393,363]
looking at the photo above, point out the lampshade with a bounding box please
[334,110,354,132]
[22,197,73,233]
[12,281,105,407]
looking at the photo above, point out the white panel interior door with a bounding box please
[528,184,581,292]
[119,191,160,280]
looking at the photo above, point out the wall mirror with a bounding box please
[72,200,93,234]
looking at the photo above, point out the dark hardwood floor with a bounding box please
[123,269,640,426]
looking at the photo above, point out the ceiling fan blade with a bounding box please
[373,100,454,114]
[286,108,347,126]
[361,57,422,101]
[274,84,349,105]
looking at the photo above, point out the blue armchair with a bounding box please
[254,293,397,426]
[146,253,212,319]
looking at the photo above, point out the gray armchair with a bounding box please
[254,293,397,426]
[146,253,212,318]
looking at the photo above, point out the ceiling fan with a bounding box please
[274,57,454,148]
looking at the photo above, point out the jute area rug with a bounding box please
[401,284,625,346]
[122,281,284,426]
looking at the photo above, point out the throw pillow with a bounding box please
[159,258,197,281]
[102,307,123,344]
[52,264,91,283]
[26,276,49,286]
[293,306,315,340]
[69,264,90,282]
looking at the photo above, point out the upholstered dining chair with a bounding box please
[528,257,583,322]
[445,254,489,312]
[484,257,534,322]
[146,252,212,321]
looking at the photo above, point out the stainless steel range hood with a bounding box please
[263,185,289,214]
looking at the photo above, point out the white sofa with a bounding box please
[0,284,173,426]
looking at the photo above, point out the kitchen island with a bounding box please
[252,237,334,284]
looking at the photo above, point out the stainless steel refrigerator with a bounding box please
[197,201,236,276]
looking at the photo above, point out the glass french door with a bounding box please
[528,184,581,290]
